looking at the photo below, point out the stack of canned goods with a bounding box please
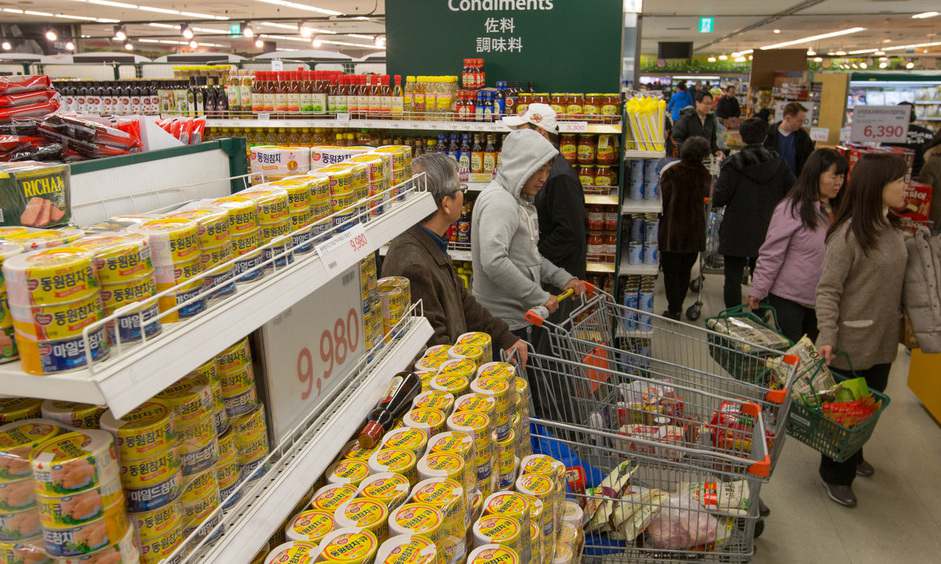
[214,193,265,284]
[214,338,269,483]
[621,275,656,331]
[626,213,659,266]
[131,217,206,323]
[377,276,411,339]
[627,158,661,202]
[317,163,360,233]
[270,176,314,255]
[374,145,413,202]
[0,241,22,363]
[348,153,391,218]
[360,257,382,355]
[166,205,236,302]
[239,187,293,272]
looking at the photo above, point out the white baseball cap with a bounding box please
[502,103,558,134]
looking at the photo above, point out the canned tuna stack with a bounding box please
[239,187,293,273]
[374,145,413,202]
[165,205,236,302]
[306,175,332,246]
[131,217,206,324]
[348,153,390,218]
[377,276,411,341]
[270,176,314,255]
[40,401,105,429]
[0,241,22,363]
[360,257,382,357]
[214,338,269,484]
[0,398,41,424]
[100,401,183,563]
[213,194,264,284]
[317,164,359,233]
[3,247,109,375]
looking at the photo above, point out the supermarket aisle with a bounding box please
[663,269,941,563]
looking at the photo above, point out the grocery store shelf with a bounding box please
[913,101,941,104]
[380,244,472,262]
[206,118,621,134]
[624,149,666,159]
[619,263,660,276]
[587,261,616,274]
[0,191,436,418]
[175,315,434,563]
[916,117,941,121]
[585,192,619,205]
[466,182,489,192]
[622,199,662,214]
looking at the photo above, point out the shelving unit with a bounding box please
[621,199,663,214]
[207,117,622,135]
[620,263,660,276]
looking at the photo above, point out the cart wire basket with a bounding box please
[525,289,799,475]
[784,358,893,463]
[530,417,761,563]
[704,305,792,386]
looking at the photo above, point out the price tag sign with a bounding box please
[271,59,284,71]
[558,121,589,133]
[850,105,910,144]
[261,266,363,440]
[316,223,370,275]
[335,112,350,123]
[257,112,270,121]
[810,127,830,142]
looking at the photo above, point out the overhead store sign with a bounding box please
[698,17,714,33]
[386,0,624,92]
[850,105,910,144]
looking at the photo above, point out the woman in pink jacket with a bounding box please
[747,149,848,342]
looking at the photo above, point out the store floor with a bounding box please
[667,268,941,563]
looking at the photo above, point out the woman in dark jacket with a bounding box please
[715,118,796,307]
[671,91,719,154]
[658,137,711,320]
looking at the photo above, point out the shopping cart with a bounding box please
[524,289,800,475]
[530,417,762,563]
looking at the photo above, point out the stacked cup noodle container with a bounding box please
[213,194,263,284]
[414,345,451,390]
[270,176,315,256]
[0,242,22,363]
[74,232,161,345]
[409,477,467,563]
[214,338,269,483]
[165,205,236,302]
[130,217,206,324]
[239,187,293,273]
[479,361,530,462]
[30,426,138,562]
[99,401,183,563]
[3,247,110,375]
[516,454,567,563]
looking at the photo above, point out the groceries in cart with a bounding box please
[706,313,791,352]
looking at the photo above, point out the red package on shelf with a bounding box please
[898,181,933,223]
[0,99,59,123]
[0,135,45,154]
[0,75,51,96]
[0,89,56,108]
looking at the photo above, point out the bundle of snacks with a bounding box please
[0,77,59,125]
[37,115,141,160]
[705,315,790,351]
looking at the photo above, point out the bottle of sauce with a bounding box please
[596,134,616,165]
[357,372,421,448]
[381,75,393,118]
[483,134,497,176]
[459,134,472,174]
[368,75,381,118]
[251,72,264,114]
[413,76,426,120]
[263,72,275,114]
[471,134,484,174]
[288,70,301,115]
[329,76,344,115]
[391,75,404,119]
[560,134,577,163]
[226,72,240,116]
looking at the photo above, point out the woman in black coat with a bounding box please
[658,137,712,320]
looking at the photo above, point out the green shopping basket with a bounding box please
[706,304,791,385]
[785,356,892,462]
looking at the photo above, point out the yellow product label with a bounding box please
[342,442,375,462]
[29,429,118,496]
[166,207,231,249]
[217,338,252,372]
[520,455,563,481]
[230,229,261,257]
[215,454,240,490]
[5,227,83,251]
[436,358,476,380]
[0,226,30,238]
[214,195,260,235]
[347,155,387,184]
[0,398,42,424]
[513,377,528,401]
[236,428,270,465]
[217,430,236,460]
[40,400,105,429]
[135,218,201,264]
[370,449,416,476]
[419,451,463,475]
[476,362,515,381]
[390,503,442,539]
[4,247,98,305]
[318,166,354,197]
[412,391,454,412]
[484,491,529,522]
[286,509,333,543]
[307,175,331,202]
[453,393,496,416]
[99,274,156,317]
[290,209,314,230]
[258,219,291,244]
[270,179,313,214]
[328,459,370,486]
[181,467,217,504]
[200,244,234,270]
[156,379,212,419]
[373,146,411,170]
[74,233,153,286]
[139,524,184,563]
[380,427,427,455]
[326,163,369,190]
[403,408,446,432]
[231,406,266,437]
[12,291,104,341]
[448,344,484,366]
[429,373,469,396]
[319,529,378,563]
[474,514,521,545]
[175,414,215,456]
[100,401,173,462]
[132,499,182,541]
[376,534,438,564]
[427,431,474,458]
[358,473,409,509]
[467,545,520,564]
[36,477,123,528]
[515,473,554,498]
[153,256,202,290]
[335,497,388,538]
[411,479,464,522]
[310,483,358,512]
[120,448,179,490]
[446,411,490,437]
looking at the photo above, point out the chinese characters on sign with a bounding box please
[476,17,523,53]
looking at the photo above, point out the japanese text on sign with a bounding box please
[850,105,910,144]
[476,16,523,53]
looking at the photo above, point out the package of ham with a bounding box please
[0,161,71,227]
[0,75,51,96]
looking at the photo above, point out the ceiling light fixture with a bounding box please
[906,61,915,69]
[375,36,386,48]
[879,56,888,61]
[73,1,228,20]
[44,29,58,42]
[243,24,255,38]
[882,38,892,43]
[260,21,335,34]
[760,27,865,50]
[882,40,941,52]
[734,56,746,63]
[707,56,717,62]
[113,25,126,41]
[188,39,198,49]
[1,41,10,51]
[312,36,323,48]
[65,41,75,51]
[879,61,888,69]
[807,48,816,56]
[848,48,878,55]
[124,40,133,50]
[773,29,781,34]
[834,50,847,56]
[874,50,885,56]
[718,54,728,61]
[813,57,823,63]
[859,62,867,69]
[349,34,373,40]
[148,23,176,29]
[254,38,264,48]
[299,25,314,39]
[181,24,194,40]
[912,11,939,19]
[255,0,343,17]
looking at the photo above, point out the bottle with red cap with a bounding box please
[357,372,421,448]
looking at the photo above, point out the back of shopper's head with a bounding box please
[739,118,768,145]
[679,137,710,165]
[787,148,848,230]
[830,153,908,253]
[676,81,688,92]
[496,129,558,200]
[413,153,462,222]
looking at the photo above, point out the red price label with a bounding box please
[296,307,361,400]
[349,232,369,253]
[863,124,905,139]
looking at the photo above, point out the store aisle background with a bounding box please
[665,265,941,563]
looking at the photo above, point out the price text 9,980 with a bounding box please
[296,307,360,400]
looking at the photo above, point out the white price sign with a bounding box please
[810,127,830,142]
[271,59,284,71]
[335,112,350,123]
[850,105,910,144]
[558,121,589,133]
[316,223,370,275]
[260,266,363,440]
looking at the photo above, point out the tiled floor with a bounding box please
[669,266,941,564]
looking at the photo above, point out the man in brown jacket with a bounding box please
[382,153,528,365]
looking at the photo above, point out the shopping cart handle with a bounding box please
[524,288,576,327]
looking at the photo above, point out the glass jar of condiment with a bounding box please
[516,92,533,115]
[596,134,617,165]
[549,93,565,116]
[587,232,603,262]
[559,134,578,163]
[566,93,584,120]
[594,165,616,188]
[604,209,618,231]
[603,232,617,261]
[577,134,597,164]
[533,92,550,105]
[584,94,603,121]
[601,94,620,122]
[578,165,595,188]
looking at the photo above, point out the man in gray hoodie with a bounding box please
[471,129,586,339]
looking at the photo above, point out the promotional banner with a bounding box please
[387,0,624,92]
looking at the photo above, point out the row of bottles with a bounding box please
[241,70,405,118]
[55,81,161,115]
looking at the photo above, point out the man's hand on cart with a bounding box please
[818,344,834,365]
[505,339,528,369]
[564,278,589,297]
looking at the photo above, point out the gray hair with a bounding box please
[412,153,461,206]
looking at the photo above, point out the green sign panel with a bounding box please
[229,23,242,37]
[698,16,714,33]
[386,0,624,92]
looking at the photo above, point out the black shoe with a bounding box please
[856,460,875,478]
[758,497,770,517]
[821,479,857,507]
[662,310,681,321]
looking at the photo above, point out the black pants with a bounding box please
[723,256,757,309]
[819,363,891,486]
[766,293,819,343]
[661,251,698,316]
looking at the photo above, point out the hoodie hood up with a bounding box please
[495,129,559,200]
[724,144,787,184]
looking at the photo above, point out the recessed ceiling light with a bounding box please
[44,29,58,42]
[254,38,264,48]
[65,41,75,51]
[879,62,888,68]
[375,36,386,48]
[1,41,11,51]
[113,25,126,41]
[882,38,892,43]
[255,0,343,16]
[773,29,781,34]
[312,36,323,48]
[718,54,728,61]
[189,39,198,49]
[124,40,133,50]
[859,62,867,69]
[760,27,865,50]
[906,61,915,69]
[707,56,717,62]
[912,11,939,19]
[242,24,255,38]
[181,25,194,40]
[807,48,816,56]
[813,57,823,62]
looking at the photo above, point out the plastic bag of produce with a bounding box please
[646,493,722,549]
